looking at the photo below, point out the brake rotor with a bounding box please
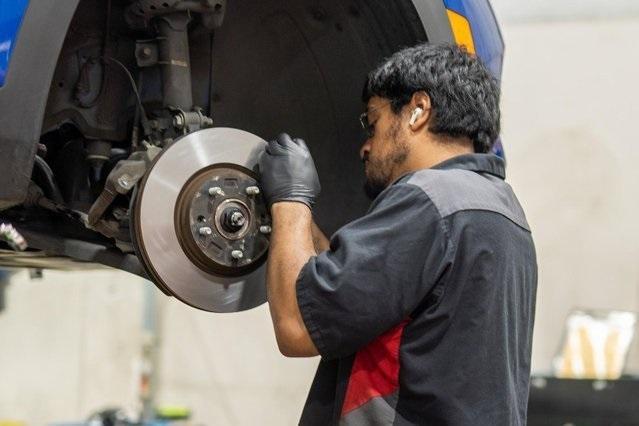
[132,127,270,312]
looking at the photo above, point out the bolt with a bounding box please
[141,46,152,58]
[208,186,225,197]
[173,114,185,128]
[231,250,244,260]
[245,186,260,196]
[230,211,246,227]
[112,208,128,221]
[199,227,212,236]
[259,225,272,234]
[117,174,133,189]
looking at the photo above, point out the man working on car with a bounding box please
[258,43,537,425]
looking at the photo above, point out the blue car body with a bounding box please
[0,0,29,87]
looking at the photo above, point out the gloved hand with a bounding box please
[258,133,321,208]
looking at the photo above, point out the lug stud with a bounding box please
[208,186,225,197]
[245,186,260,196]
[231,250,244,260]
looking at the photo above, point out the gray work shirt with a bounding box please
[296,154,537,425]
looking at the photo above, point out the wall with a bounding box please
[0,270,145,424]
[0,270,316,425]
[499,17,639,373]
[154,295,316,425]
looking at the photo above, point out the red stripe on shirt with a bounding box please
[341,319,409,416]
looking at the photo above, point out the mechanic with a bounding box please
[258,43,537,425]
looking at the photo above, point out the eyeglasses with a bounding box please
[359,101,391,138]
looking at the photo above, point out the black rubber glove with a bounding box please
[258,133,321,208]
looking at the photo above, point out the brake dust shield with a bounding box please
[132,128,271,312]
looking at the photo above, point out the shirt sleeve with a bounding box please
[296,182,451,359]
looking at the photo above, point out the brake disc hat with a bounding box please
[132,128,270,312]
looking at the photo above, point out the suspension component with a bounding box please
[156,12,193,110]
[128,1,218,143]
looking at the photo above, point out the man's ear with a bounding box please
[408,91,432,132]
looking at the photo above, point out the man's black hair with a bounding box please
[363,43,500,153]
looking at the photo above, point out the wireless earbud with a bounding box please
[409,107,424,126]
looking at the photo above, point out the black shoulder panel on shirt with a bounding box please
[405,169,530,231]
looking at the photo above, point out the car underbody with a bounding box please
[0,0,500,311]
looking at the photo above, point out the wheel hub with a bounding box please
[174,164,270,277]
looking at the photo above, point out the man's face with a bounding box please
[360,97,409,200]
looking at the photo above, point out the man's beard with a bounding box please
[363,120,409,200]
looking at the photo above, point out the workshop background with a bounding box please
[2,0,639,424]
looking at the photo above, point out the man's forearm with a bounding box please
[267,202,319,357]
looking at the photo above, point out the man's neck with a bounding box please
[391,137,474,182]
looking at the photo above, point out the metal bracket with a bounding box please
[87,146,161,238]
